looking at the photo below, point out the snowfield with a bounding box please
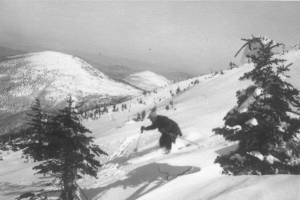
[1,50,300,200]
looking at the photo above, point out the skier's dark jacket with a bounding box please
[144,115,182,142]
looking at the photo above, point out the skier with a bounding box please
[141,109,182,153]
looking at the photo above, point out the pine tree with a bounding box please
[176,87,181,94]
[23,98,48,161]
[29,96,107,200]
[214,36,300,175]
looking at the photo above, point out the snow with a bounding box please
[245,118,258,126]
[265,154,280,165]
[248,151,264,161]
[253,88,263,97]
[124,71,170,91]
[140,175,300,200]
[1,50,300,200]
[0,51,140,112]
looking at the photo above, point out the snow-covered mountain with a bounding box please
[1,49,300,200]
[123,71,171,91]
[0,51,140,134]
[0,51,140,110]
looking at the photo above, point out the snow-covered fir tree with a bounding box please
[24,96,107,200]
[214,36,300,175]
[22,98,48,161]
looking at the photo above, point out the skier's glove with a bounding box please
[140,126,145,133]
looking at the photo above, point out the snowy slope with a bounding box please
[123,71,171,91]
[81,50,300,200]
[1,50,300,200]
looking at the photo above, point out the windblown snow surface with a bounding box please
[123,71,171,91]
[1,50,300,200]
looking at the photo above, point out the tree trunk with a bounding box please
[61,168,77,200]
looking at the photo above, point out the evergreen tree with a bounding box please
[214,36,300,175]
[103,104,108,113]
[27,96,107,200]
[229,61,238,69]
[112,104,117,112]
[165,104,170,110]
[23,98,48,161]
[176,87,181,94]
[135,112,141,121]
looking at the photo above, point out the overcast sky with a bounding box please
[1,1,300,74]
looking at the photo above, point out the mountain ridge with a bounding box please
[0,51,141,134]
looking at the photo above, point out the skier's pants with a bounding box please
[159,134,173,150]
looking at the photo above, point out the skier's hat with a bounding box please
[148,107,157,120]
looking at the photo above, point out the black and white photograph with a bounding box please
[0,1,300,200]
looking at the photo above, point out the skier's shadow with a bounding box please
[84,162,200,200]
[1,179,52,197]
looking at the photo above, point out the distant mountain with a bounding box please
[98,64,193,82]
[96,64,138,81]
[1,47,194,81]
[73,52,193,81]
[0,46,25,61]
[0,51,140,134]
[164,71,193,82]
[123,71,171,91]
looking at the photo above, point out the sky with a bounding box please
[1,0,300,75]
